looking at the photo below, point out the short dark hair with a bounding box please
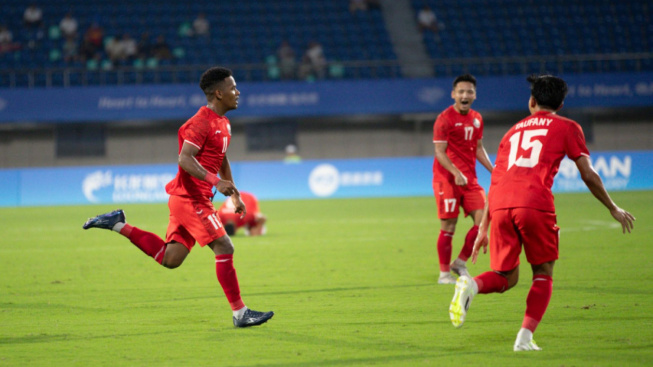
[200,67,232,97]
[224,222,236,236]
[527,74,568,110]
[453,74,476,88]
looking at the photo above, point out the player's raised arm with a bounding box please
[575,156,635,233]
[178,141,237,196]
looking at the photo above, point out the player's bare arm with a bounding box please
[434,142,468,185]
[178,141,237,196]
[471,201,490,264]
[575,156,635,233]
[476,139,494,173]
[219,155,246,218]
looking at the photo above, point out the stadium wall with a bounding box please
[0,151,650,207]
[1,72,652,168]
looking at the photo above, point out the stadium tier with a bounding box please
[0,0,651,87]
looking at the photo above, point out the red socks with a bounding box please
[118,225,246,311]
[474,271,509,294]
[459,225,479,261]
[120,224,166,264]
[522,275,553,332]
[437,230,454,272]
[215,254,245,311]
[438,225,478,269]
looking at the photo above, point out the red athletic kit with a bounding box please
[432,106,486,219]
[488,110,590,270]
[164,106,233,249]
[218,192,261,229]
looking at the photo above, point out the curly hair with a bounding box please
[199,67,233,98]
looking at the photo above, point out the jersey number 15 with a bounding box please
[507,129,548,169]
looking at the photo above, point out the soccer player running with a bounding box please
[432,74,494,284]
[448,74,635,351]
[83,67,274,328]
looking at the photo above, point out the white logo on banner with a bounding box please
[82,170,175,203]
[309,164,340,197]
[82,170,113,203]
[308,164,384,197]
[557,155,631,190]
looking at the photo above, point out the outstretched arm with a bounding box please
[575,156,635,233]
[476,139,494,174]
[434,142,467,185]
[178,141,237,196]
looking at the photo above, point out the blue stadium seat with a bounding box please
[0,0,650,87]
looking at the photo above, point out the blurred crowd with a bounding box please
[0,4,217,70]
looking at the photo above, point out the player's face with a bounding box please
[219,76,240,111]
[451,81,476,115]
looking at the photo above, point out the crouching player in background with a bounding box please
[218,191,267,237]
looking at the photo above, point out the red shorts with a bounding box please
[433,180,486,219]
[165,195,226,251]
[489,208,559,272]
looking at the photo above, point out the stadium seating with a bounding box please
[414,0,651,76]
[0,0,650,87]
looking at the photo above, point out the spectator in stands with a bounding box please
[193,13,210,38]
[80,22,104,61]
[305,41,327,79]
[59,12,78,39]
[23,4,43,29]
[297,54,313,80]
[152,35,172,60]
[284,144,302,164]
[349,0,368,13]
[0,25,19,54]
[121,34,138,61]
[62,36,79,63]
[349,0,381,13]
[137,32,152,59]
[417,5,444,34]
[277,40,296,80]
[105,36,124,63]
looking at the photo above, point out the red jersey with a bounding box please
[432,106,484,184]
[165,106,232,199]
[218,192,260,227]
[489,111,589,213]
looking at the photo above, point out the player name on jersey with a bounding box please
[514,117,554,130]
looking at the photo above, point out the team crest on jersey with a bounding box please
[473,118,480,128]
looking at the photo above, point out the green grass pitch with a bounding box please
[1,191,651,366]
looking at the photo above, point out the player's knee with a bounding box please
[162,257,183,269]
[209,236,235,255]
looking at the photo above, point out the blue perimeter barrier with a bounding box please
[0,151,650,207]
[1,72,653,123]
